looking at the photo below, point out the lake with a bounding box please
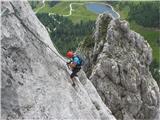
[85,3,119,18]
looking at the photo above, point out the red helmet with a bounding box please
[66,51,74,58]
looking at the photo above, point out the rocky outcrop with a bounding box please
[1,1,116,120]
[80,13,160,120]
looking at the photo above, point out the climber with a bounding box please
[66,51,84,87]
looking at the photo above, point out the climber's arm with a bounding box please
[69,63,76,68]
[67,57,78,69]
[66,60,76,69]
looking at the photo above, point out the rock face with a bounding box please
[1,1,116,120]
[79,13,160,120]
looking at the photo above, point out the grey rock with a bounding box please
[80,13,160,120]
[1,1,116,120]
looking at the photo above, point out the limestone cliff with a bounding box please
[79,14,160,120]
[1,1,116,120]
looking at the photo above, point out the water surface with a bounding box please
[85,3,119,18]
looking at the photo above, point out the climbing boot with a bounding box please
[72,82,76,87]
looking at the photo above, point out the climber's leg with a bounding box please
[71,77,76,87]
[70,72,76,87]
[70,67,81,86]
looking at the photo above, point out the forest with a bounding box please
[36,13,95,55]
[128,1,160,28]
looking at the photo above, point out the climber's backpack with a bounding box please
[74,55,85,66]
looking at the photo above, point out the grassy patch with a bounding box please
[49,2,71,15]
[119,6,129,19]
[34,2,97,23]
[34,2,71,15]
[69,4,97,23]
[34,5,51,13]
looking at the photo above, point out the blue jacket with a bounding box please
[72,56,81,65]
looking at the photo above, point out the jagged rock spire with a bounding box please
[81,13,160,120]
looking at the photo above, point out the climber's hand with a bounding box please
[66,60,71,65]
[66,62,71,69]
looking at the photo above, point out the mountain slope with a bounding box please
[1,1,116,120]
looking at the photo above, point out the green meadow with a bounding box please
[34,2,97,23]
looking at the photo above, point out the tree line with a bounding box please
[110,1,160,28]
[36,13,95,55]
[128,1,160,28]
